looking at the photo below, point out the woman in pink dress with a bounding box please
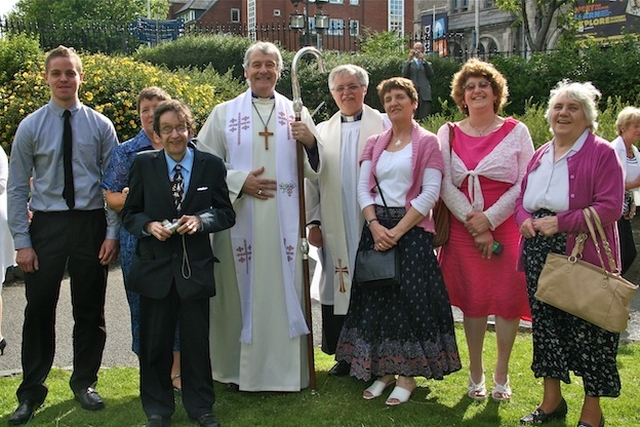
[437,58,534,402]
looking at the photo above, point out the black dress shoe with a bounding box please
[226,382,240,392]
[577,416,605,427]
[74,387,105,411]
[146,414,171,427]
[8,400,41,426]
[520,398,568,424]
[328,360,350,377]
[195,413,221,427]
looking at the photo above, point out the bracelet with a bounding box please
[365,218,379,227]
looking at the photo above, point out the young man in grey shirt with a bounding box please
[7,45,119,425]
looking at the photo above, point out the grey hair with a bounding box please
[328,64,369,90]
[616,106,640,135]
[242,41,283,72]
[545,80,601,133]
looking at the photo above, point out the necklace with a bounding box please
[394,139,403,148]
[469,117,496,136]
[252,101,276,150]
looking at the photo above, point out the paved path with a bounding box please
[2,259,640,378]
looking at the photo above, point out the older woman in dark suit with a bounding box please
[515,81,623,427]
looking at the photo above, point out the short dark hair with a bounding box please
[153,99,194,136]
[376,77,418,105]
[137,87,171,113]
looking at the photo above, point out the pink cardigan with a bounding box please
[514,132,624,271]
[360,121,443,232]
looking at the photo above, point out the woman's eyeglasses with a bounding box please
[463,81,492,91]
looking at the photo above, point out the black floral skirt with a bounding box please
[335,205,461,382]
[523,209,621,397]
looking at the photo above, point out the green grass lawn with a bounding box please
[1,325,638,426]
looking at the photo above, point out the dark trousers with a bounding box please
[321,304,345,355]
[17,210,107,404]
[139,284,214,420]
[415,100,432,120]
[618,217,637,276]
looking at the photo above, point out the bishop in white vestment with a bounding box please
[197,42,321,392]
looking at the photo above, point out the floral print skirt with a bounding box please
[523,209,621,397]
[335,205,461,382]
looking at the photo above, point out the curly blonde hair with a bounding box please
[450,58,508,116]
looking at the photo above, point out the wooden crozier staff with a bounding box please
[291,46,325,392]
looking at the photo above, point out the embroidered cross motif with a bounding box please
[235,239,252,274]
[334,258,349,293]
[229,112,250,146]
[279,181,296,197]
[284,238,295,262]
[278,111,295,139]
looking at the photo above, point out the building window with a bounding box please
[327,18,345,36]
[350,0,359,4]
[453,0,469,12]
[349,19,359,36]
[231,8,240,22]
[388,0,403,32]
[329,0,344,3]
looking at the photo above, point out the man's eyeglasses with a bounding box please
[463,81,492,91]
[331,84,364,93]
[159,125,188,135]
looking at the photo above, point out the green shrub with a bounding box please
[134,34,252,80]
[0,33,42,86]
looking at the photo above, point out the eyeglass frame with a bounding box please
[463,80,492,92]
[159,125,189,135]
[330,84,365,93]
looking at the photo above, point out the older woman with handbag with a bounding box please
[335,77,461,406]
[611,106,640,275]
[515,81,624,427]
[437,58,534,402]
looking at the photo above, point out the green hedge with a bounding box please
[2,34,639,155]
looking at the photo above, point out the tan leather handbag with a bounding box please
[535,206,638,333]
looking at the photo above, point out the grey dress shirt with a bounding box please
[8,100,119,249]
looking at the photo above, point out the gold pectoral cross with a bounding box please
[259,126,274,150]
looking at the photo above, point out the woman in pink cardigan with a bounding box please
[335,77,460,406]
[516,81,623,427]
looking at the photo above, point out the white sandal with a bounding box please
[363,379,395,400]
[491,374,511,402]
[467,373,487,401]
[385,385,414,406]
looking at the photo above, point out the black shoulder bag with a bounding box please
[354,175,400,287]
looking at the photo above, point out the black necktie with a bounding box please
[171,164,184,214]
[62,109,75,209]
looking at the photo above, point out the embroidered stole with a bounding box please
[226,89,309,343]
[319,105,384,315]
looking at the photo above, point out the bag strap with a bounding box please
[373,174,392,220]
[448,122,455,152]
[583,206,619,273]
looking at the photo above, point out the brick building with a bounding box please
[169,0,415,51]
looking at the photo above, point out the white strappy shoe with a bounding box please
[467,373,487,401]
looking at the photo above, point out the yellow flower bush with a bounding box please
[1,53,241,152]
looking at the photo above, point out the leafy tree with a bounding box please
[11,0,167,27]
[8,0,169,54]
[496,0,580,52]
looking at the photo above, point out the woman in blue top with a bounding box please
[101,87,183,392]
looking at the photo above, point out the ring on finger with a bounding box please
[258,189,263,196]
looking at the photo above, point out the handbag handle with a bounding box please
[583,206,620,274]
